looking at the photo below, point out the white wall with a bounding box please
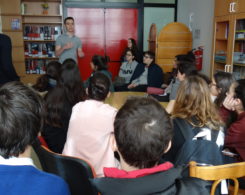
[177,0,215,76]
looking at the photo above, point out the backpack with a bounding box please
[174,118,225,166]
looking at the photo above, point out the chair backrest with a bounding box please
[33,143,97,195]
[189,161,245,195]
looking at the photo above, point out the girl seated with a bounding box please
[63,72,119,177]
[84,55,114,91]
[114,49,138,91]
[164,75,225,166]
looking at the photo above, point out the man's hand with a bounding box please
[128,83,137,89]
[63,42,74,50]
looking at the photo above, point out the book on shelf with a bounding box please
[23,25,61,40]
[24,43,56,58]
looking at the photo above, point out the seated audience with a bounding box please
[210,71,234,104]
[121,38,141,63]
[164,75,225,166]
[114,48,138,90]
[42,61,86,153]
[63,72,118,177]
[84,55,114,91]
[0,34,19,85]
[127,51,163,92]
[0,81,69,195]
[224,79,245,162]
[91,97,209,195]
[166,61,197,113]
[33,61,61,93]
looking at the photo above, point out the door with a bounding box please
[67,8,138,80]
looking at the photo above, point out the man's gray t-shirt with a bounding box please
[56,34,82,63]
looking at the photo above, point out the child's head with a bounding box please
[46,61,61,79]
[125,48,136,62]
[88,72,110,101]
[226,79,245,112]
[176,61,197,81]
[211,71,234,107]
[90,55,108,71]
[114,97,173,169]
[172,75,222,130]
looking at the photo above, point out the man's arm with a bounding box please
[55,42,73,57]
[77,47,84,58]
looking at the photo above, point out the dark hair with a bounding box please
[214,71,234,107]
[197,73,211,85]
[88,72,110,101]
[62,58,76,66]
[177,61,198,76]
[234,79,245,109]
[33,61,61,92]
[128,38,138,51]
[143,51,155,64]
[114,97,173,169]
[92,55,108,71]
[0,81,43,158]
[45,62,86,127]
[175,51,195,64]
[64,17,74,24]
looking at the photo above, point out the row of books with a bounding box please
[233,66,245,80]
[24,43,56,58]
[25,60,54,74]
[23,25,62,40]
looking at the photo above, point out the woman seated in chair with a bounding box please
[63,72,118,177]
[114,48,138,91]
[164,75,225,166]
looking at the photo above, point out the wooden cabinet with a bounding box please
[20,0,63,84]
[211,0,245,79]
[237,0,245,13]
[215,0,237,17]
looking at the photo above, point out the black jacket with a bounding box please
[130,63,163,88]
[0,34,19,85]
[90,166,210,195]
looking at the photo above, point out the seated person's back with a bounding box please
[91,97,210,195]
[63,72,118,177]
[0,81,70,195]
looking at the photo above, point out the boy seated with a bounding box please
[0,81,70,195]
[91,97,210,195]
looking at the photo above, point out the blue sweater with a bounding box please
[0,165,70,195]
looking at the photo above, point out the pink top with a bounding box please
[62,100,118,177]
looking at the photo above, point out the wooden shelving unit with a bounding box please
[21,0,63,83]
[212,0,245,79]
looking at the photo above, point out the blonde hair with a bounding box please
[172,75,223,130]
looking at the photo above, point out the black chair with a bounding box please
[33,142,98,195]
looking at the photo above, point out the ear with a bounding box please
[107,91,111,98]
[111,134,118,152]
[163,141,172,154]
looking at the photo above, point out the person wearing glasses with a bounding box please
[127,51,163,92]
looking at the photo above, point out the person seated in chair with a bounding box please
[127,51,163,92]
[0,81,70,195]
[91,97,210,195]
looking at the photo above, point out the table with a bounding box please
[105,92,168,109]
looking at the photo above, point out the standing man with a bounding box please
[55,17,84,63]
[0,34,20,85]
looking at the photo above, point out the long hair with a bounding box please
[172,75,222,130]
[92,55,108,71]
[214,71,234,107]
[44,62,86,127]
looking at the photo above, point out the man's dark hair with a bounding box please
[64,17,74,24]
[0,81,43,158]
[177,61,198,76]
[114,97,173,169]
[143,51,155,63]
[88,72,110,101]
[235,79,245,109]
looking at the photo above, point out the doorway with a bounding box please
[67,8,138,80]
